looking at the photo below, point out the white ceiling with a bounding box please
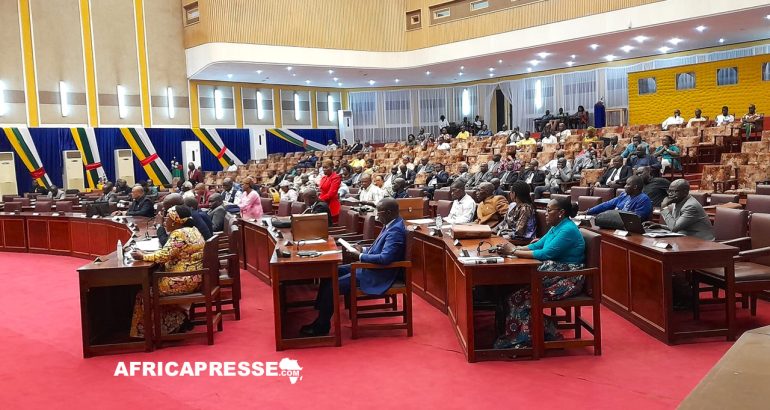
[189,2,770,89]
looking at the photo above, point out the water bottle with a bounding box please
[117,240,123,266]
[435,215,443,230]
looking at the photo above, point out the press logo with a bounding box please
[114,358,304,384]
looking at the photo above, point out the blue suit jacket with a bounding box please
[358,217,407,295]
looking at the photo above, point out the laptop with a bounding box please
[618,211,673,235]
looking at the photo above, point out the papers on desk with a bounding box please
[298,239,327,245]
[337,238,357,253]
[134,238,161,252]
[643,231,685,238]
[458,256,504,265]
[407,218,434,224]
[317,250,342,255]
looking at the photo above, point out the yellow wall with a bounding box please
[628,54,770,125]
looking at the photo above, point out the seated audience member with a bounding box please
[184,196,214,237]
[742,104,762,136]
[621,134,650,158]
[129,205,204,338]
[555,123,571,144]
[345,138,363,154]
[462,116,473,130]
[426,163,450,198]
[495,124,512,137]
[507,126,524,144]
[383,166,398,195]
[345,166,363,187]
[263,170,277,187]
[324,139,337,151]
[406,134,418,147]
[206,193,226,232]
[515,132,537,148]
[302,188,333,226]
[597,156,632,189]
[372,175,388,195]
[294,174,316,192]
[541,150,568,175]
[715,105,734,126]
[238,177,263,220]
[97,182,117,202]
[350,153,366,169]
[628,145,659,170]
[652,135,681,174]
[437,136,451,151]
[396,164,416,185]
[444,179,476,224]
[114,185,155,217]
[496,181,536,245]
[495,196,586,349]
[456,125,470,140]
[473,115,483,131]
[391,178,408,199]
[498,162,520,189]
[585,175,652,221]
[361,142,373,153]
[572,144,600,176]
[540,130,558,145]
[220,177,242,205]
[301,199,406,336]
[474,182,509,228]
[187,162,202,184]
[415,157,434,175]
[602,135,623,165]
[156,193,212,246]
[477,124,492,137]
[535,158,572,199]
[181,181,195,200]
[338,181,350,199]
[582,127,600,144]
[661,109,684,130]
[487,154,504,175]
[466,163,491,189]
[572,105,589,129]
[279,180,298,202]
[534,110,553,132]
[145,179,158,195]
[194,183,211,208]
[686,108,708,128]
[339,139,348,151]
[636,166,670,208]
[357,174,386,206]
[518,159,546,190]
[439,114,449,128]
[452,163,471,183]
[491,178,505,196]
[363,159,377,174]
[46,184,66,200]
[115,178,131,195]
[438,127,450,141]
[32,180,49,196]
[644,179,714,241]
[416,128,431,141]
[401,155,416,171]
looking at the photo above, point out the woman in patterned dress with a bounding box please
[129,205,205,338]
[495,180,536,246]
[495,196,586,349]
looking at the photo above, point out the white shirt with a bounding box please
[358,185,386,205]
[508,132,524,144]
[686,117,708,128]
[606,166,622,184]
[338,183,349,199]
[280,189,298,202]
[716,114,735,126]
[556,129,572,143]
[662,116,684,130]
[445,194,476,224]
[182,190,195,200]
[439,119,450,128]
[437,142,451,150]
[541,135,558,144]
[227,164,238,172]
[325,144,337,151]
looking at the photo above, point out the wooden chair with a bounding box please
[577,196,602,212]
[196,225,243,320]
[433,188,451,201]
[260,197,273,215]
[569,186,592,205]
[535,228,602,355]
[713,207,749,242]
[54,201,72,212]
[592,187,615,203]
[436,200,453,218]
[710,193,739,205]
[290,201,306,215]
[3,202,22,212]
[349,261,413,339]
[34,201,52,212]
[276,201,292,217]
[152,234,223,347]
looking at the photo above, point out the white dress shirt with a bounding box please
[325,144,337,151]
[358,185,386,205]
[280,189,298,202]
[716,114,735,126]
[541,135,558,144]
[686,117,708,128]
[556,129,572,143]
[438,142,451,150]
[662,116,684,130]
[445,194,477,224]
[440,119,450,128]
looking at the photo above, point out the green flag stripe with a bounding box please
[75,128,96,164]
[11,128,42,169]
[127,128,152,157]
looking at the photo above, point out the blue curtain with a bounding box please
[266,128,337,154]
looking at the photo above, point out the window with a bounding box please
[676,72,696,90]
[638,77,656,95]
[434,8,450,19]
[461,88,471,116]
[763,63,770,81]
[717,67,738,86]
[183,2,199,26]
[410,14,420,25]
[471,1,490,11]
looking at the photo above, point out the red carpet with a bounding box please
[1,253,766,409]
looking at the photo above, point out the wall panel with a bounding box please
[0,0,27,125]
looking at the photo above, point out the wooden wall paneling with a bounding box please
[243,223,259,275]
[454,258,469,352]
[26,218,49,251]
[70,220,90,258]
[87,221,110,256]
[445,249,456,322]
[3,218,27,251]
[424,239,447,309]
[601,240,630,310]
[48,218,72,254]
[410,235,427,294]
[629,250,666,330]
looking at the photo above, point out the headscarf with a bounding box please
[166,206,190,225]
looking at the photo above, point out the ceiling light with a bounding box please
[658,46,672,53]
[589,44,599,50]
[695,25,707,32]
[488,73,494,77]
[333,77,338,82]
[293,92,301,121]
[256,91,264,120]
[566,61,575,67]
[286,66,293,71]
[214,89,224,120]
[488,67,495,72]
[166,87,175,119]
[458,72,463,76]
[766,14,770,20]
[328,70,334,74]
[338,82,343,87]
[256,70,262,74]
[537,52,551,59]
[226,73,233,79]
[570,54,576,59]
[292,73,296,77]
[528,60,540,66]
[368,80,375,85]
[719,38,725,44]
[604,55,617,62]
[59,81,69,117]
[305,80,311,84]
[460,66,464,70]
[327,94,335,122]
[117,85,128,119]
[498,59,503,64]
[526,68,532,73]
[0,81,6,116]
[425,71,431,75]
[620,45,634,53]
[394,79,400,83]
[633,35,649,43]
[668,37,683,45]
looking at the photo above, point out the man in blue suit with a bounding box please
[301,198,407,336]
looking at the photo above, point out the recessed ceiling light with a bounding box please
[394,79,400,83]
[488,73,494,77]
[566,61,575,67]
[292,73,296,77]
[305,80,311,84]
[570,54,576,59]
[368,80,375,85]
[589,44,599,50]
[328,69,334,74]
[604,54,617,62]
[537,52,551,59]
[286,66,293,71]
[718,38,725,44]
[668,37,683,45]
[658,46,672,53]
[765,14,770,20]
[333,77,338,81]
[227,74,233,79]
[458,72,463,76]
[256,70,262,74]
[338,82,343,87]
[460,66,464,70]
[528,60,540,66]
[620,45,634,53]
[633,35,649,43]
[498,59,503,64]
[526,68,532,72]
[488,67,495,72]
[425,71,431,75]
[695,25,707,32]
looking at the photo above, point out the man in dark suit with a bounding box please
[517,159,546,191]
[644,179,714,241]
[115,185,155,217]
[392,178,409,199]
[184,196,214,237]
[187,162,202,184]
[206,193,227,232]
[597,156,632,189]
[301,188,332,226]
[346,138,363,154]
[302,198,407,336]
[157,193,213,245]
[396,165,416,185]
[465,163,491,189]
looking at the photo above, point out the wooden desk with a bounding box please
[594,227,739,343]
[408,224,542,362]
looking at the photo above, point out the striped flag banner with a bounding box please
[192,128,243,168]
[2,127,53,188]
[119,128,173,186]
[267,128,326,151]
[70,127,106,189]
